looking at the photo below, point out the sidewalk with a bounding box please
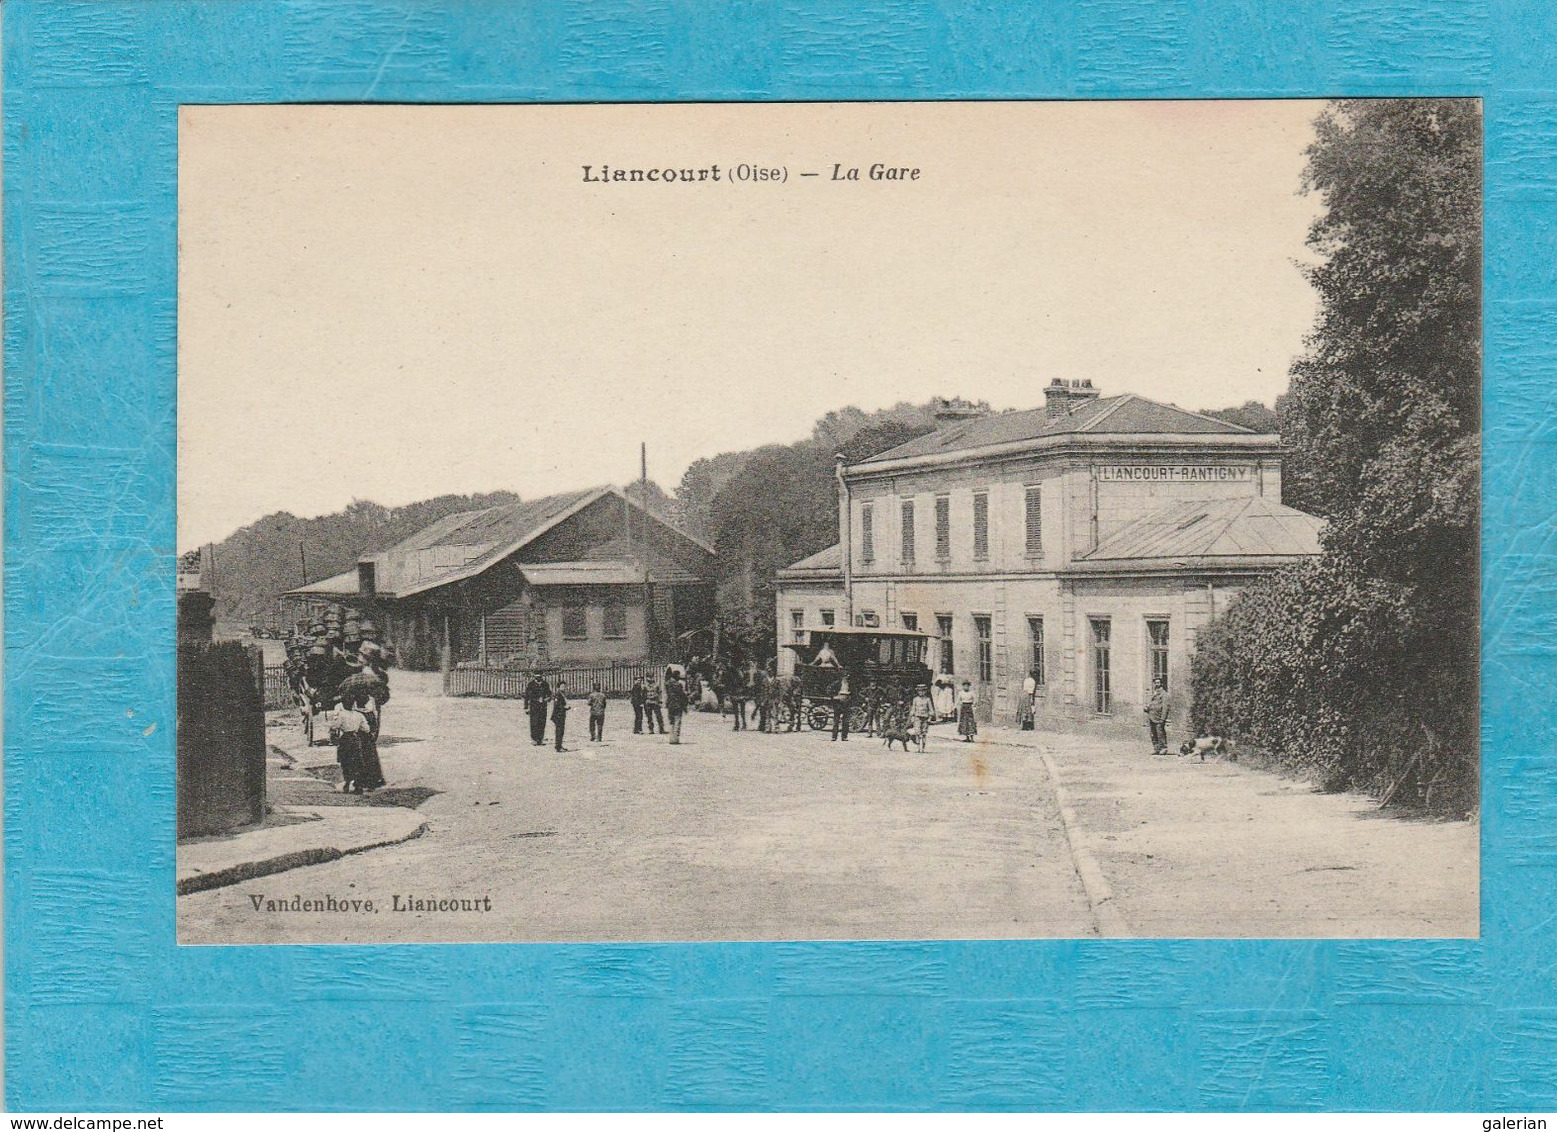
[176,805,428,895]
[973,724,1479,937]
[176,713,429,897]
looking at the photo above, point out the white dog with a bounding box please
[1180,736,1237,762]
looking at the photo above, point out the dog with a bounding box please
[1180,735,1237,762]
[880,716,915,753]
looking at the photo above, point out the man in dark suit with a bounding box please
[525,673,551,746]
[831,672,852,742]
[630,677,647,734]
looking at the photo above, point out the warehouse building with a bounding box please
[776,380,1323,732]
[287,485,715,671]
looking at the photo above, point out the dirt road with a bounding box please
[180,671,1094,942]
[178,670,1478,943]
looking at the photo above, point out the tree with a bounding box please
[197,491,522,623]
[710,444,836,612]
[1199,400,1279,433]
[672,451,751,543]
[840,419,936,464]
[1192,100,1481,812]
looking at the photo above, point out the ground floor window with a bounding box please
[936,613,954,674]
[901,611,918,631]
[821,608,836,628]
[1027,616,1045,685]
[790,608,805,644]
[1091,617,1112,714]
[1147,618,1170,691]
[562,605,587,640]
[974,615,993,683]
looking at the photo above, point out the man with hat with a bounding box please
[1144,677,1170,756]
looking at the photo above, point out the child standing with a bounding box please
[588,682,608,742]
[910,684,935,752]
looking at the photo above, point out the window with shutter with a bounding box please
[972,491,989,559]
[1025,485,1043,556]
[861,502,874,563]
[901,499,915,564]
[935,494,950,559]
[936,613,954,674]
[1027,616,1045,685]
[1148,619,1170,691]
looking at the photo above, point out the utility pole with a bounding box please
[299,537,309,587]
[640,442,649,585]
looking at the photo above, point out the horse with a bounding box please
[767,673,804,731]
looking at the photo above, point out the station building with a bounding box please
[775,380,1323,732]
[287,485,715,671]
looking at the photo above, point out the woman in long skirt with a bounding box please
[353,692,387,791]
[957,680,979,742]
[333,699,366,793]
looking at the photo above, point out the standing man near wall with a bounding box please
[1144,678,1170,756]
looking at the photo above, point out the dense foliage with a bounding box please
[1191,100,1481,814]
[679,408,943,659]
[1198,400,1280,433]
[203,492,522,623]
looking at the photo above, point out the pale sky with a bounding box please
[178,100,1325,550]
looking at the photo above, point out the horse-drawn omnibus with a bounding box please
[779,627,935,733]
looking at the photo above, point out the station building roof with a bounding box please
[1077,495,1324,567]
[775,542,843,581]
[855,394,1264,470]
[286,569,361,596]
[283,485,713,600]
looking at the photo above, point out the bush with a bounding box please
[1190,556,1477,814]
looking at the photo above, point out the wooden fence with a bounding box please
[444,660,664,699]
[262,665,293,710]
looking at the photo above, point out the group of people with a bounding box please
[521,667,697,750]
[498,652,1006,753]
[282,605,392,794]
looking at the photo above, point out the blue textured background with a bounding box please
[4,0,1552,1112]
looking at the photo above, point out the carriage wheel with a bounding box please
[807,703,832,731]
[849,702,873,734]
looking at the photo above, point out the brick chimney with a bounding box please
[1044,378,1100,420]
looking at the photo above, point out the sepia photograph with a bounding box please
[174,99,1480,943]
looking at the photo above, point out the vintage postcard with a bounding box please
[174,100,1480,944]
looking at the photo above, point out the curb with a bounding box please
[1038,749,1131,938]
[176,817,429,896]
